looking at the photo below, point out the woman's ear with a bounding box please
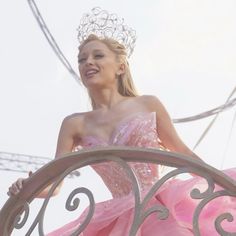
[117,63,125,76]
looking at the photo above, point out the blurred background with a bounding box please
[0,0,235,234]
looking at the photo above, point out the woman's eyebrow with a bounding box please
[93,49,104,53]
[78,49,104,58]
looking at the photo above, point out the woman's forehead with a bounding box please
[79,40,110,55]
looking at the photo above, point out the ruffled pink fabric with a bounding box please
[47,112,236,236]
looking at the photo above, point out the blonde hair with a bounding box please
[78,34,138,109]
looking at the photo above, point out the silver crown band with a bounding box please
[77,7,137,57]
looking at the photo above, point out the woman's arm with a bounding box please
[36,115,78,198]
[147,95,203,162]
[8,115,79,198]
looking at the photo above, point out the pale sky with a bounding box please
[0,0,236,235]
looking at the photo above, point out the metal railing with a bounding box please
[0,147,235,235]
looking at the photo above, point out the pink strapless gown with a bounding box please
[47,112,236,236]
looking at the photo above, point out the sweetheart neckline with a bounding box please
[80,111,156,145]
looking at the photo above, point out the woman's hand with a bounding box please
[7,171,33,196]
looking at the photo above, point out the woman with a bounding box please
[8,9,236,236]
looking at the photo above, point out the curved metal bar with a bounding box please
[104,156,141,236]
[173,97,236,123]
[192,86,236,150]
[141,205,169,222]
[103,155,141,204]
[31,154,138,236]
[190,176,215,200]
[132,168,189,233]
[26,0,236,124]
[27,0,80,83]
[130,167,216,235]
[26,174,65,235]
[66,187,95,236]
[13,202,30,230]
[142,168,186,209]
[37,162,95,236]
[193,190,236,236]
[66,188,82,211]
[215,213,236,236]
[25,165,78,235]
[0,147,235,236]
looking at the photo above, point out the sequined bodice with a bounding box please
[74,112,160,198]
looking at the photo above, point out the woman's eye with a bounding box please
[95,54,104,58]
[78,58,86,63]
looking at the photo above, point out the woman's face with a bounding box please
[78,40,122,89]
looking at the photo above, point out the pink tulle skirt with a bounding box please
[47,168,236,236]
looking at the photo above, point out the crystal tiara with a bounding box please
[77,7,137,57]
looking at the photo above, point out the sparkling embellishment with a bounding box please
[78,112,160,198]
[77,7,137,57]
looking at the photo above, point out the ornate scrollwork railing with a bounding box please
[0,147,235,236]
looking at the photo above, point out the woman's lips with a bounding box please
[85,69,99,78]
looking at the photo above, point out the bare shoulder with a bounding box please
[137,95,163,110]
[60,112,89,135]
[62,112,84,125]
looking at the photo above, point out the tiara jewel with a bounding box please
[77,7,137,57]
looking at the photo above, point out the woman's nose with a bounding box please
[86,56,94,65]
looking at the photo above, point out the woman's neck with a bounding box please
[90,89,126,110]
